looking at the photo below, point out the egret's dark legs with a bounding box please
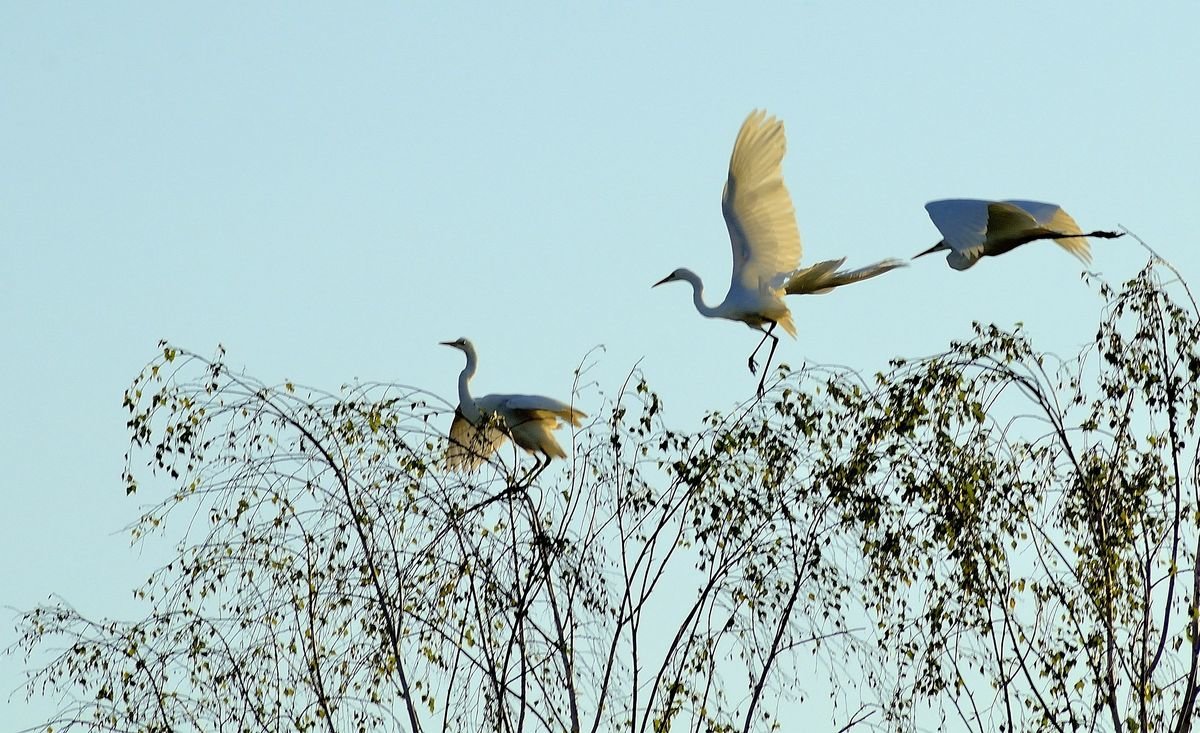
[1029,228,1125,245]
[755,329,781,399]
[747,322,778,375]
[464,450,550,513]
[526,455,551,485]
[471,475,526,513]
[1039,228,1124,241]
[513,453,551,489]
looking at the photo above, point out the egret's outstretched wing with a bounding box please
[786,257,907,295]
[493,394,587,427]
[722,110,803,295]
[1002,200,1064,230]
[1004,200,1091,264]
[445,407,506,472]
[925,199,992,253]
[983,202,1041,241]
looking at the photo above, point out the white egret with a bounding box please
[915,199,1123,270]
[654,109,906,397]
[441,338,586,482]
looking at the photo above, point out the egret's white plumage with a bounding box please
[442,338,586,478]
[917,199,1123,271]
[654,109,906,396]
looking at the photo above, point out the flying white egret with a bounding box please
[441,338,586,482]
[653,109,906,397]
[915,199,1123,270]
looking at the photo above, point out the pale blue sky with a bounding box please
[3,2,1198,728]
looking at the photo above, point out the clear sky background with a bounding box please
[3,2,1198,728]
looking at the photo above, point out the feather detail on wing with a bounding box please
[1003,200,1092,264]
[496,395,587,428]
[785,258,907,295]
[722,110,803,295]
[925,199,992,256]
[445,407,506,472]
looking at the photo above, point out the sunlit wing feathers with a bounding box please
[474,393,587,461]
[722,110,803,295]
[1004,200,1091,264]
[445,407,506,471]
[488,394,587,428]
[786,257,908,295]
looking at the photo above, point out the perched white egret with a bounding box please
[441,338,586,481]
[653,109,906,397]
[915,199,1123,270]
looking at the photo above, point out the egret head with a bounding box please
[652,268,689,288]
[439,337,472,352]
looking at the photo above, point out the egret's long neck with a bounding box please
[457,345,482,422]
[678,269,720,318]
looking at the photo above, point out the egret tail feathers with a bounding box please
[1058,230,1122,263]
[540,436,568,460]
[785,258,907,295]
[1050,235,1091,264]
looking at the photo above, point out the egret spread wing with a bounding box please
[786,257,907,295]
[925,199,991,254]
[496,394,587,427]
[785,258,846,295]
[985,201,1041,240]
[926,199,1014,269]
[445,407,506,472]
[1004,200,1064,228]
[722,110,803,295]
[1004,200,1091,264]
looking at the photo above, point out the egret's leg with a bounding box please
[527,454,551,485]
[519,453,554,489]
[747,322,778,374]
[755,330,781,398]
[471,482,522,513]
[515,454,539,488]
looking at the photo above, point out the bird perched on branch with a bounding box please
[654,109,906,397]
[441,338,586,482]
[915,199,1123,270]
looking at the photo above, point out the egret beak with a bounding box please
[912,241,946,260]
[652,274,674,288]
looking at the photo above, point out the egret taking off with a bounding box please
[915,199,1123,270]
[441,338,586,482]
[653,109,906,397]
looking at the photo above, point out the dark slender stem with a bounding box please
[278,407,424,733]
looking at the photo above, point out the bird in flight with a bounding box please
[654,109,906,397]
[441,338,586,483]
[915,199,1123,270]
